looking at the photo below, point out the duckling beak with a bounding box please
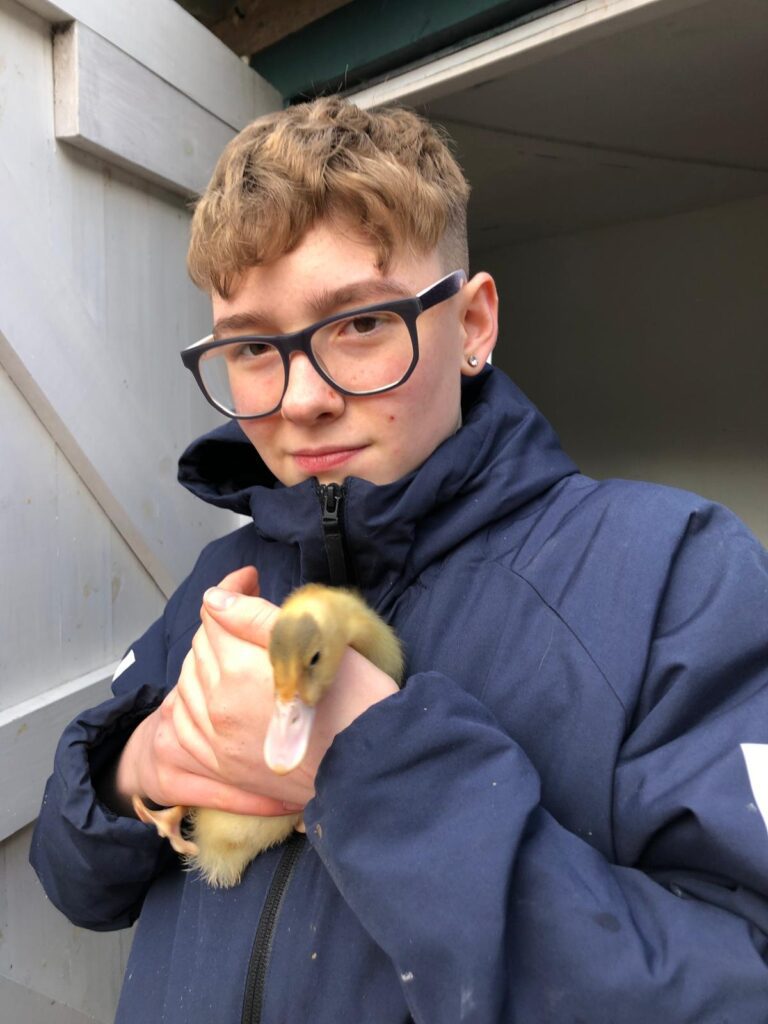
[264,697,316,774]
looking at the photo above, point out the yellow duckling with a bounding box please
[134,584,403,888]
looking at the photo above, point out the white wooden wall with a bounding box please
[481,195,768,544]
[2,0,764,1019]
[0,1,280,1019]
[351,0,767,546]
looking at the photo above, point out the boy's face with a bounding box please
[211,220,492,487]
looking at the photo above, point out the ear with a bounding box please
[459,272,498,375]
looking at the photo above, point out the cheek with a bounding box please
[382,383,458,463]
[240,422,264,448]
[398,356,462,429]
[239,421,280,466]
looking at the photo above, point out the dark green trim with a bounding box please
[250,0,565,102]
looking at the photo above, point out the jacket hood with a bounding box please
[178,367,577,611]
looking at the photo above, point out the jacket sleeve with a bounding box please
[29,582,193,932]
[303,503,768,1023]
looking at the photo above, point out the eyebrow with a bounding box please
[212,277,414,338]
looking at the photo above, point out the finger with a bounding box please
[154,677,219,776]
[179,635,219,712]
[171,681,221,774]
[177,623,257,757]
[216,565,260,597]
[151,698,216,787]
[190,622,221,694]
[202,589,280,648]
[197,566,259,624]
[179,776,298,818]
[197,605,272,695]
[190,617,256,709]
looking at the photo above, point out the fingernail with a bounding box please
[282,802,304,812]
[204,587,237,610]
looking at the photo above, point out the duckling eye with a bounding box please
[309,651,321,667]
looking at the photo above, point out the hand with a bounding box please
[118,567,398,816]
[188,573,399,806]
[116,567,296,816]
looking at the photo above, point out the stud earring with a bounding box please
[467,355,479,367]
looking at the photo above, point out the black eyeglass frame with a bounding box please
[180,269,467,420]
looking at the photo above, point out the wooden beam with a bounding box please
[249,0,561,98]
[0,662,118,842]
[349,0,709,109]
[205,0,355,57]
[53,21,236,198]
[15,0,281,127]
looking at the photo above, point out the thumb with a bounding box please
[202,586,279,646]
[216,565,260,597]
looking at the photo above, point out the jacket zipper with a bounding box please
[241,833,306,1024]
[242,486,353,1023]
[317,482,353,585]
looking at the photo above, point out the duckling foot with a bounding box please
[132,796,198,857]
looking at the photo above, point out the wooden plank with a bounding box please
[438,116,768,249]
[0,6,227,1020]
[250,0,554,99]
[208,0,354,56]
[0,155,225,598]
[53,21,236,198]
[0,0,230,621]
[0,365,165,716]
[15,0,281,126]
[349,0,708,109]
[0,825,132,1022]
[0,662,117,842]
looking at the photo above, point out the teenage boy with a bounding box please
[32,97,768,1023]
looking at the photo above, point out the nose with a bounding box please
[280,352,345,423]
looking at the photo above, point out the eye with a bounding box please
[222,339,275,363]
[334,314,385,339]
[238,341,273,358]
[349,316,379,335]
[309,651,321,667]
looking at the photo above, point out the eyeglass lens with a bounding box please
[198,310,414,417]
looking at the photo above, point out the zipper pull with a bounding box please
[320,482,343,526]
[317,483,351,585]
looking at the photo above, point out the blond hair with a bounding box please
[187,97,470,297]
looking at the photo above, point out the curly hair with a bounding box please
[187,97,470,297]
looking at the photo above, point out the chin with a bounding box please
[314,471,349,486]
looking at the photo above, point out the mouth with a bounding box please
[291,446,367,473]
[264,698,317,774]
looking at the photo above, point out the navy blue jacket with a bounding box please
[31,368,768,1022]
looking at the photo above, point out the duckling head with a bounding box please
[264,610,342,774]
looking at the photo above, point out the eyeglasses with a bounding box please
[180,270,467,420]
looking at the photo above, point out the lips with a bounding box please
[291,446,366,472]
